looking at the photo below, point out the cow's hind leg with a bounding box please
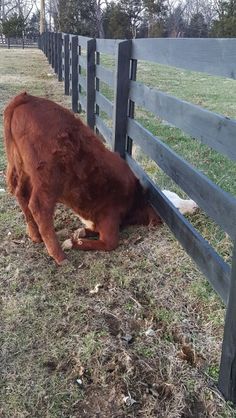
[66,216,119,251]
[62,228,99,251]
[15,178,42,243]
[29,189,66,264]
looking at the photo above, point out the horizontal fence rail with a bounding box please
[79,95,87,112]
[95,115,112,145]
[39,32,236,406]
[79,54,87,69]
[78,35,91,48]
[127,118,236,238]
[79,74,87,91]
[96,38,121,55]
[131,38,236,79]
[96,91,113,119]
[96,65,115,88]
[129,80,236,162]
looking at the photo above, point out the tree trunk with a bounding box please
[40,0,46,34]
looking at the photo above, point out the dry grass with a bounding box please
[0,48,235,418]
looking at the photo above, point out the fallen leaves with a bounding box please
[178,344,196,365]
[178,344,205,367]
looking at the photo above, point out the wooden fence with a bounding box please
[0,36,38,48]
[39,32,236,405]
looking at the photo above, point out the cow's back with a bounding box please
[4,92,136,211]
[9,94,80,163]
[4,93,82,195]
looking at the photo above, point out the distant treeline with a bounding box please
[1,0,236,39]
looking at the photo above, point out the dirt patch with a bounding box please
[0,49,234,418]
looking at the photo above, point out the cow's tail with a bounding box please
[3,91,30,193]
[3,91,29,156]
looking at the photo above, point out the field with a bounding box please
[0,48,236,418]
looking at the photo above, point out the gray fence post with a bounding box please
[45,32,48,57]
[57,33,62,82]
[78,42,82,113]
[51,32,55,68]
[218,242,236,404]
[54,33,58,73]
[86,39,96,129]
[95,50,100,132]
[62,34,65,81]
[127,58,137,155]
[64,34,70,95]
[48,32,50,60]
[112,40,132,157]
[71,36,79,113]
[50,32,53,65]
[48,32,51,64]
[51,32,54,66]
[47,32,50,59]
[69,35,73,96]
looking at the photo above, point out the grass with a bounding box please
[0,47,236,417]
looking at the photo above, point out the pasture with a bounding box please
[0,48,235,417]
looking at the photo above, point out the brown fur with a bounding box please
[4,92,161,264]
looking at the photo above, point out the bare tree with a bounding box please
[1,0,35,20]
[1,0,14,20]
[0,0,5,20]
[94,0,105,38]
[40,0,45,33]
[183,0,217,27]
[165,1,186,37]
[48,0,106,36]
[46,0,59,31]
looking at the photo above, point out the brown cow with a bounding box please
[4,92,161,265]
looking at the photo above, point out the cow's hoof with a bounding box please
[57,258,69,266]
[27,226,42,243]
[30,235,43,243]
[62,238,73,250]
